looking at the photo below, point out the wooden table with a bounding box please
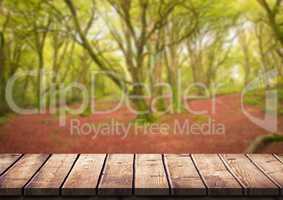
[0,154,283,199]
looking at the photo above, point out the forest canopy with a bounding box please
[0,0,282,122]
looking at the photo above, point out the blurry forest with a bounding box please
[0,0,282,120]
[0,0,283,153]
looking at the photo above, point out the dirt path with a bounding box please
[0,94,282,153]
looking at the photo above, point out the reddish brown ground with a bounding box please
[0,94,282,153]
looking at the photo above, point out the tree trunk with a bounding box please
[165,48,181,113]
[0,32,8,114]
[130,67,155,122]
[0,32,4,80]
[36,51,44,109]
[151,57,166,112]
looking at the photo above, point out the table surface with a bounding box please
[0,154,282,197]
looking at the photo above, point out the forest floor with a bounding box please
[0,94,282,153]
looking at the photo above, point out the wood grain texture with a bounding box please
[62,154,106,196]
[221,154,279,196]
[275,154,283,163]
[247,154,283,195]
[135,154,169,196]
[192,154,242,196]
[0,154,49,196]
[24,154,77,196]
[98,154,133,196]
[0,154,21,176]
[164,154,206,196]
[0,154,282,198]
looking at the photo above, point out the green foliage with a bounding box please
[131,113,159,125]
[246,134,283,153]
[191,115,209,123]
[243,88,266,106]
[216,85,242,96]
[243,87,283,117]
[0,114,12,126]
[244,96,263,106]
[263,134,283,143]
[277,77,283,87]
[79,107,92,117]
[0,102,10,117]
[278,88,283,102]
[0,0,282,120]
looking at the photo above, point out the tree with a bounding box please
[257,0,283,45]
[185,2,238,94]
[64,0,183,121]
[257,0,283,62]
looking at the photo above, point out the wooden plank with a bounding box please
[24,154,77,196]
[62,154,106,196]
[247,154,283,195]
[192,154,242,196]
[135,154,169,196]
[98,154,133,196]
[164,154,206,196]
[0,154,21,176]
[221,154,279,196]
[0,154,49,196]
[275,154,283,163]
